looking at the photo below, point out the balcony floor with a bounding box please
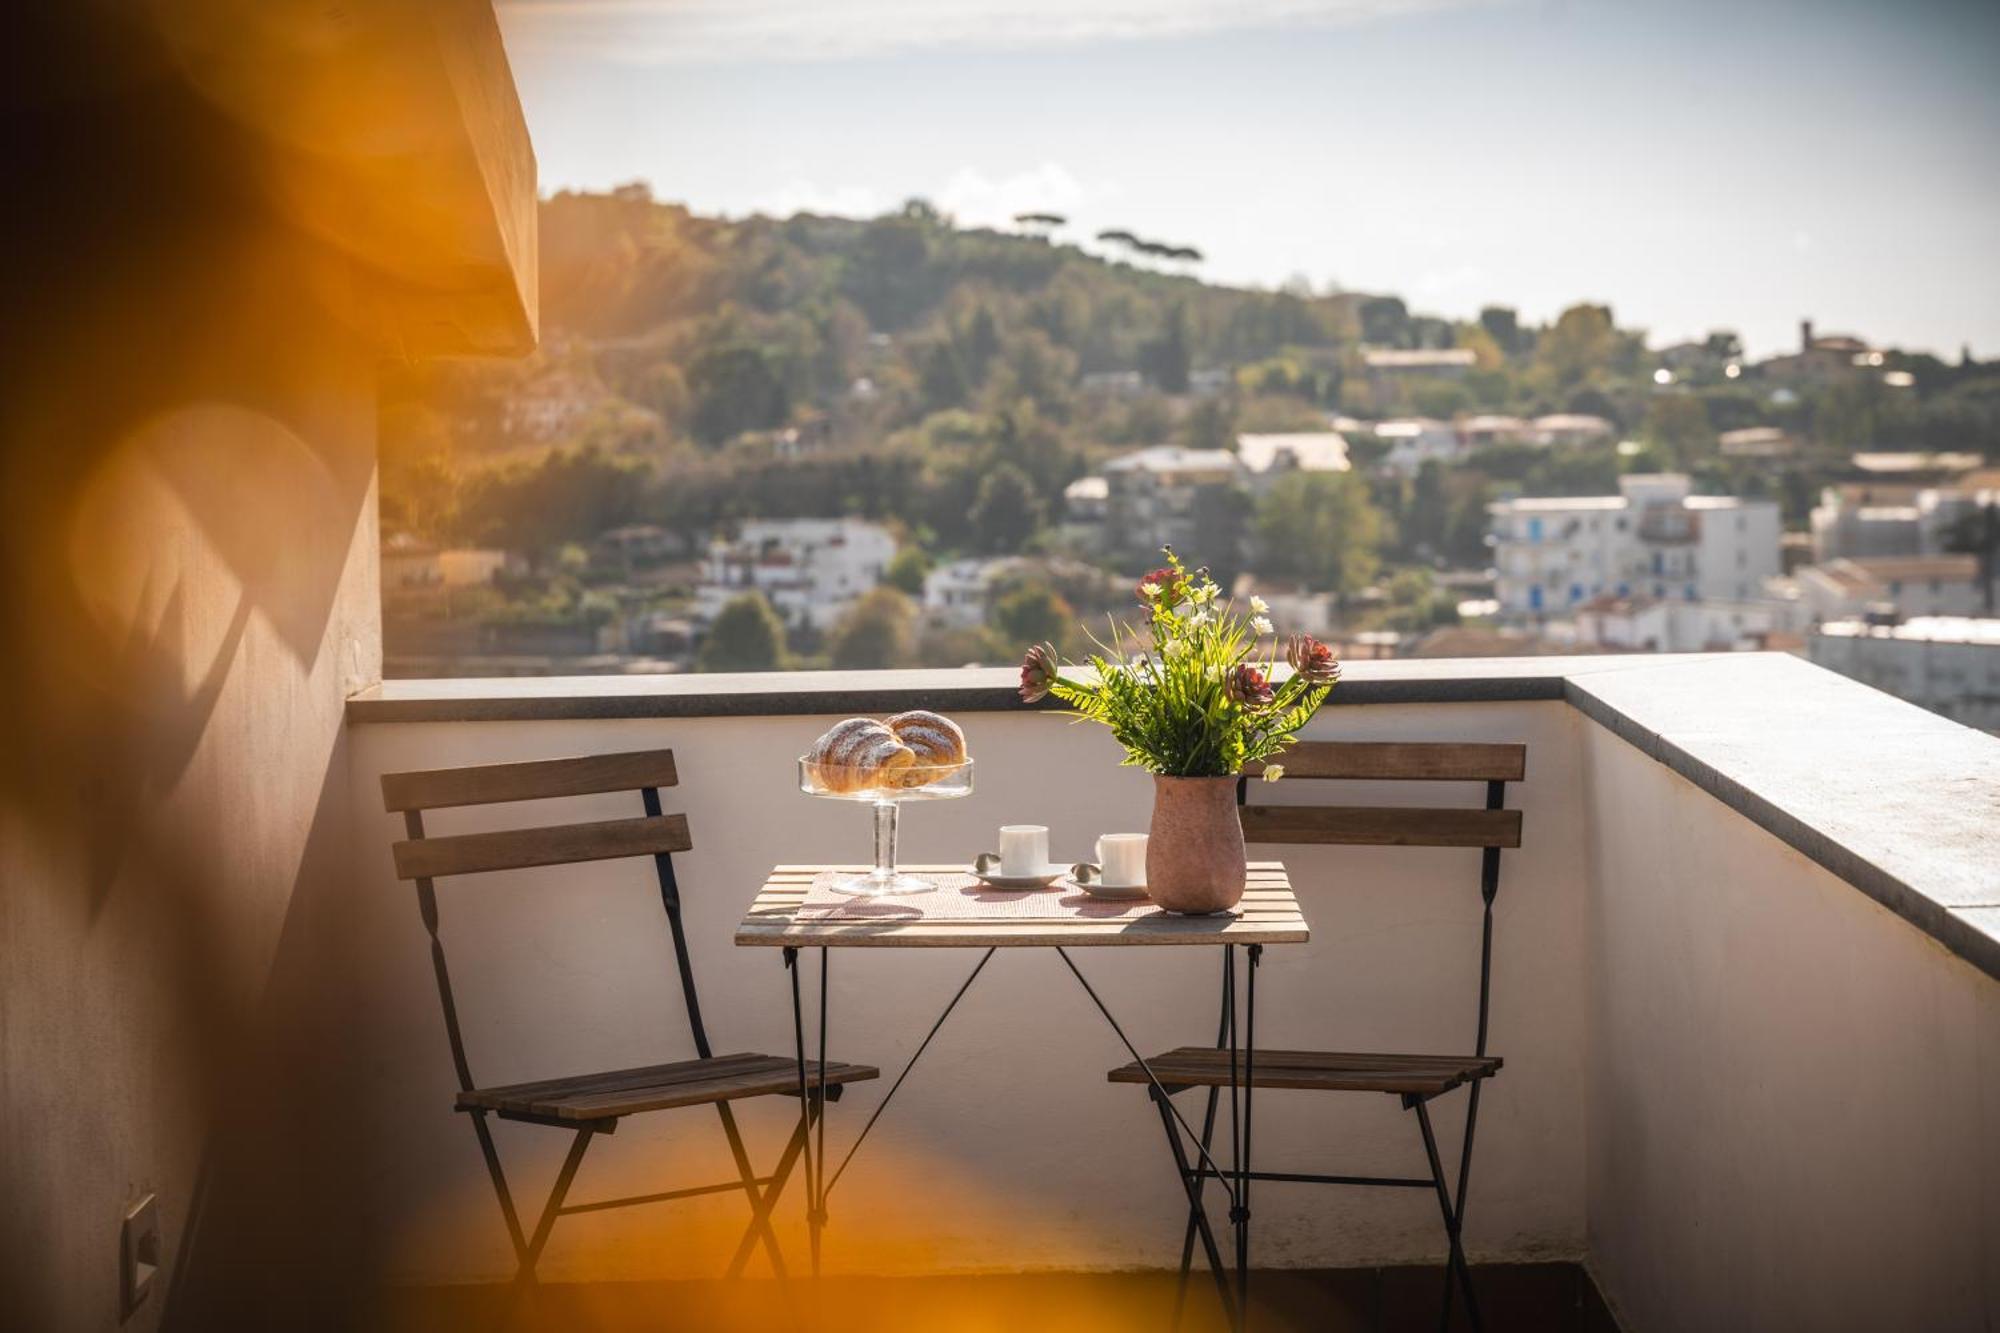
[376,1263,1620,1332]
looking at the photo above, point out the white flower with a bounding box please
[1249,595,1270,616]
[1187,608,1211,627]
[1251,615,1274,635]
[1138,581,1159,599]
[1262,764,1285,783]
[1188,581,1217,606]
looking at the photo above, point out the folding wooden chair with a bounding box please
[1109,741,1525,1331]
[380,748,878,1294]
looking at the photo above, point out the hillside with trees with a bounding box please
[378,185,2000,670]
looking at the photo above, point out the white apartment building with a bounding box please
[1574,593,1804,654]
[1234,432,1350,488]
[1796,555,1997,623]
[1374,418,1465,478]
[1096,445,1243,561]
[1810,617,2000,733]
[1528,414,1616,447]
[1810,472,1999,561]
[1489,474,1782,616]
[695,518,896,633]
[1090,438,1353,562]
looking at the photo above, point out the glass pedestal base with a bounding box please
[826,868,936,897]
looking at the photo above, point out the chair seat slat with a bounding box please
[457,1054,880,1121]
[382,749,679,812]
[1240,804,1521,848]
[392,813,693,880]
[1108,1046,1502,1096]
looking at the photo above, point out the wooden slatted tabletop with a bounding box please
[735,862,1307,948]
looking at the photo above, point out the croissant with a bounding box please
[885,710,968,786]
[806,717,916,793]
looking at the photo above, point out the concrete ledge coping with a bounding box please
[347,653,2000,983]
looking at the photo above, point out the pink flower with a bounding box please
[1136,566,1187,607]
[1286,634,1341,685]
[1228,663,1274,708]
[1019,641,1060,703]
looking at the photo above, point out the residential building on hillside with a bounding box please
[1758,319,1878,383]
[1810,473,2000,560]
[1795,556,1998,622]
[1097,445,1244,562]
[1062,474,1109,524]
[694,518,895,633]
[597,524,682,565]
[1851,452,1984,481]
[1717,426,1799,458]
[1230,574,1335,636]
[502,367,608,441]
[1078,369,1146,398]
[922,556,1102,629]
[1458,414,1533,447]
[1528,414,1617,447]
[1361,347,1476,389]
[1810,617,2000,732]
[1375,418,1465,477]
[1234,432,1350,488]
[1574,593,1804,654]
[382,534,518,592]
[1489,473,1782,616]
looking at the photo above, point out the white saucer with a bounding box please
[1068,863,1150,900]
[970,854,1068,889]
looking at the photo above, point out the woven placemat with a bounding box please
[794,870,1190,922]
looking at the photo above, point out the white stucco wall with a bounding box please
[342,700,1593,1282]
[1581,724,2000,1332]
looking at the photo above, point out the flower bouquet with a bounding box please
[1018,548,1339,912]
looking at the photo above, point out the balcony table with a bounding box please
[735,861,1307,1331]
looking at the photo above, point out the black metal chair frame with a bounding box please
[1145,746,1521,1333]
[382,752,850,1300]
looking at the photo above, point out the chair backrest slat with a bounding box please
[1238,737,1527,1060]
[1239,804,1521,849]
[382,749,680,813]
[1248,741,1525,783]
[390,813,693,881]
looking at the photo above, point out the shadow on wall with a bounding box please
[0,4,394,1329]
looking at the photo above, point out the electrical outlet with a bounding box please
[121,1194,160,1315]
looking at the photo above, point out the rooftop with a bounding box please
[1361,348,1478,370]
[1235,432,1351,474]
[1818,615,2000,646]
[1811,555,1984,589]
[1851,451,1985,475]
[1102,445,1241,475]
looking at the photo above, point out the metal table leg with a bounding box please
[1235,943,1261,1329]
[780,944,998,1281]
[1057,946,1255,1333]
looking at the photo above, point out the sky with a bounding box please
[495,0,2000,359]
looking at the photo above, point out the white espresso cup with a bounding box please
[1096,833,1148,888]
[999,825,1050,877]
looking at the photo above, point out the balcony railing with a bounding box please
[341,653,1999,1331]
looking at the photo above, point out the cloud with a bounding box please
[934,163,1117,230]
[498,0,1502,66]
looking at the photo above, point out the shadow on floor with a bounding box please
[376,1263,1620,1332]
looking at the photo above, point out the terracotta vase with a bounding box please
[1146,774,1247,915]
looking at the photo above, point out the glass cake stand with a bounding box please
[798,757,974,895]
